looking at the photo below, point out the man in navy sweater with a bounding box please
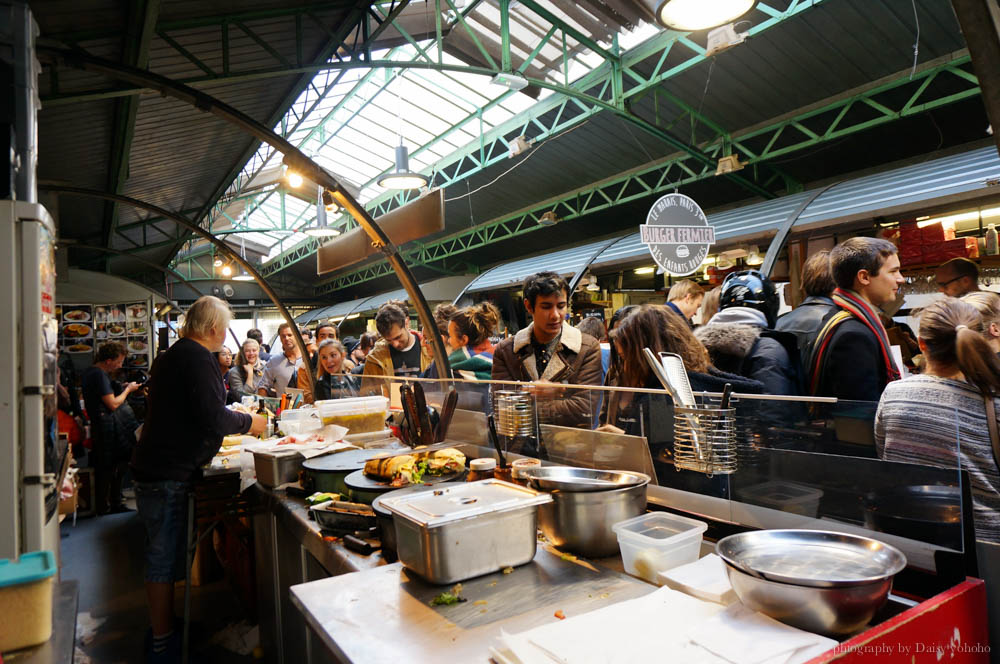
[131,296,266,663]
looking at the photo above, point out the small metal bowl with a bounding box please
[523,466,650,493]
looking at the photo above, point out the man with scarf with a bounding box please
[809,237,905,401]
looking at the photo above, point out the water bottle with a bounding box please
[987,224,999,256]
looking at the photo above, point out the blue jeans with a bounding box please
[135,480,191,584]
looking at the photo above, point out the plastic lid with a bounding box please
[381,479,551,527]
[0,550,57,588]
[470,458,497,471]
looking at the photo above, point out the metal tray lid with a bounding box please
[379,479,552,528]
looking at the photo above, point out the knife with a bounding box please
[413,383,435,446]
[435,387,459,442]
[400,384,420,446]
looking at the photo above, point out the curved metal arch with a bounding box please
[760,182,842,278]
[42,185,322,395]
[37,46,453,381]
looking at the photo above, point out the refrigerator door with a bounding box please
[0,201,60,557]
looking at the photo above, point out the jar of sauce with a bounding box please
[511,458,542,486]
[466,457,497,482]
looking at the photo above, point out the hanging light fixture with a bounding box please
[377,144,429,190]
[586,275,601,292]
[231,236,256,280]
[643,0,755,31]
[746,245,763,266]
[302,186,342,237]
[213,257,223,267]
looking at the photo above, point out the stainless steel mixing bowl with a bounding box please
[717,529,907,636]
[723,563,894,636]
[537,479,648,557]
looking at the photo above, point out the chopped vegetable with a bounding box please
[323,535,338,542]
[410,460,429,484]
[306,492,340,505]
[430,592,465,606]
[430,583,466,606]
[473,600,488,606]
[559,553,577,562]
[502,566,514,574]
[554,610,566,620]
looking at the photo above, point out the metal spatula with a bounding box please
[643,347,705,463]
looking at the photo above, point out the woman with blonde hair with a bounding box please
[299,339,359,403]
[962,290,1000,353]
[229,338,265,397]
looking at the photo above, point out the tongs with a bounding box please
[643,348,705,463]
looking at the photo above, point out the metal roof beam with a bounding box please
[102,0,160,259]
[312,51,980,294]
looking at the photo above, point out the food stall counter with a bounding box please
[289,547,653,664]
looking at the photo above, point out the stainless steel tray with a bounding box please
[522,466,650,493]
[716,529,907,588]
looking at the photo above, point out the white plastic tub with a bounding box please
[316,396,389,434]
[0,550,56,652]
[613,512,707,584]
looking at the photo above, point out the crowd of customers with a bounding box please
[58,232,1000,659]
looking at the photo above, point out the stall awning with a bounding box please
[296,275,475,323]
[461,237,613,295]
[589,145,1000,270]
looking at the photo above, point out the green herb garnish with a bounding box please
[411,460,429,484]
[430,592,465,606]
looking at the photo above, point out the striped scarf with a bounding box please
[809,288,901,394]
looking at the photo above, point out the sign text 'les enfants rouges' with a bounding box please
[640,194,715,277]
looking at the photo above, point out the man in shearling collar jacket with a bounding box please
[492,271,603,429]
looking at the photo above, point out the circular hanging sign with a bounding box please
[640,193,715,277]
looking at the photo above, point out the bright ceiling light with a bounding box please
[303,225,341,238]
[634,266,656,275]
[650,0,755,31]
[286,171,304,188]
[221,265,233,277]
[213,257,223,267]
[377,145,429,190]
[345,313,360,320]
[233,271,255,282]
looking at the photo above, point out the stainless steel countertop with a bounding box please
[248,483,384,576]
[289,547,654,663]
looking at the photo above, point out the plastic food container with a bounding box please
[316,396,388,434]
[381,479,552,584]
[0,550,57,651]
[277,408,322,436]
[613,512,707,584]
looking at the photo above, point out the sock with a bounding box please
[152,630,174,654]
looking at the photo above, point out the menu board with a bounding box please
[59,304,95,359]
[58,299,153,371]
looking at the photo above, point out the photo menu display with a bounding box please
[59,300,152,371]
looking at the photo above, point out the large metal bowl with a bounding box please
[537,478,649,557]
[722,564,893,636]
[716,529,906,588]
[523,466,650,493]
[717,529,907,636]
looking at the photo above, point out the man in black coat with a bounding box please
[810,237,904,403]
[776,250,837,371]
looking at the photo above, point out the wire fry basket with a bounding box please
[674,405,738,476]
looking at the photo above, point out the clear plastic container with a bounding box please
[0,550,56,651]
[735,480,824,518]
[316,396,389,434]
[613,512,707,584]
